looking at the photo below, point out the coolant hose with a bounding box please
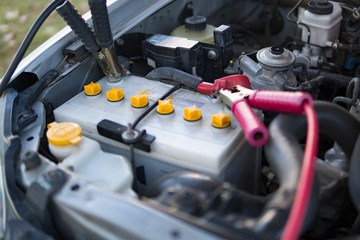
[271,101,360,158]
[256,105,318,237]
[349,136,360,213]
[285,74,354,91]
[259,101,360,236]
[146,67,202,90]
[346,77,360,100]
[319,72,354,88]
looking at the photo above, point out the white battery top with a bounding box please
[54,75,244,174]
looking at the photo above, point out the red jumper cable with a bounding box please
[198,75,319,239]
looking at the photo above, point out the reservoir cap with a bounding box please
[47,122,82,147]
[185,16,207,31]
[307,0,333,15]
[269,46,284,55]
[257,46,296,69]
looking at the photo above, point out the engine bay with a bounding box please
[2,0,360,239]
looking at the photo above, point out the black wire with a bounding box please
[129,83,181,193]
[0,0,66,96]
[286,0,311,45]
[131,84,181,129]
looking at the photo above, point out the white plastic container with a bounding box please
[47,122,135,196]
[300,1,342,47]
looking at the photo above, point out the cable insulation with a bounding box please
[281,102,318,240]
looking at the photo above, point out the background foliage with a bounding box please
[0,0,88,77]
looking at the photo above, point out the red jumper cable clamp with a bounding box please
[197,75,313,147]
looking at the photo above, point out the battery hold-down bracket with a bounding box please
[143,25,233,82]
[97,119,156,152]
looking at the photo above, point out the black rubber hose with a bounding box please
[284,76,325,91]
[270,101,360,159]
[319,72,354,88]
[285,74,354,91]
[258,101,360,235]
[349,135,360,213]
[88,0,113,48]
[255,106,317,236]
[0,0,66,97]
[293,62,308,75]
[265,121,302,201]
[146,67,202,90]
[346,77,360,100]
[333,96,355,106]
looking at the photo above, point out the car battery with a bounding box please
[53,75,260,194]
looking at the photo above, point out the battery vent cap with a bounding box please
[107,87,124,102]
[157,99,174,114]
[212,111,231,128]
[47,122,82,147]
[84,82,101,96]
[131,94,148,108]
[184,105,202,121]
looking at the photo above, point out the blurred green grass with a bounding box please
[0,0,88,77]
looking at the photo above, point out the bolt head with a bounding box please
[208,50,217,60]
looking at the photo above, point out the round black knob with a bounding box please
[269,46,284,55]
[185,16,207,31]
[307,0,333,15]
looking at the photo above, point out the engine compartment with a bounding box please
[3,0,360,239]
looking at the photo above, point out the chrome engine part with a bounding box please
[240,46,297,90]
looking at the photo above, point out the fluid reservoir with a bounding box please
[300,0,342,47]
[47,122,135,196]
[171,16,216,43]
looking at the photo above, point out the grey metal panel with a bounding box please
[52,178,224,240]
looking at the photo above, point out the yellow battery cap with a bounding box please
[107,87,124,102]
[84,82,101,96]
[47,122,82,147]
[131,94,149,108]
[157,99,174,114]
[184,105,202,121]
[212,111,231,128]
